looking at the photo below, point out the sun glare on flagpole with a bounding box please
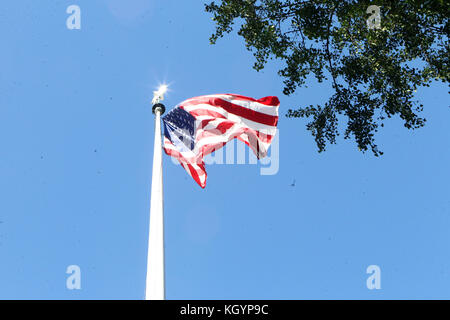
[152,84,169,105]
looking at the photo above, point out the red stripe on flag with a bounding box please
[182,97,278,126]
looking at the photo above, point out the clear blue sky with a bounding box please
[0,0,449,299]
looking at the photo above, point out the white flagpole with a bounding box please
[145,95,166,300]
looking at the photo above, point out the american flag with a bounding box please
[162,94,279,188]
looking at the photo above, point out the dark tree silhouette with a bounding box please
[205,0,449,155]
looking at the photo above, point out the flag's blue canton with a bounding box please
[163,107,196,151]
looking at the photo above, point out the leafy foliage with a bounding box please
[205,0,449,155]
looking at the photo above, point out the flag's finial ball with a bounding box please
[152,103,165,115]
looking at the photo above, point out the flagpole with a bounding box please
[145,102,166,300]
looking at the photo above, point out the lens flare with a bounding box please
[152,84,168,105]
